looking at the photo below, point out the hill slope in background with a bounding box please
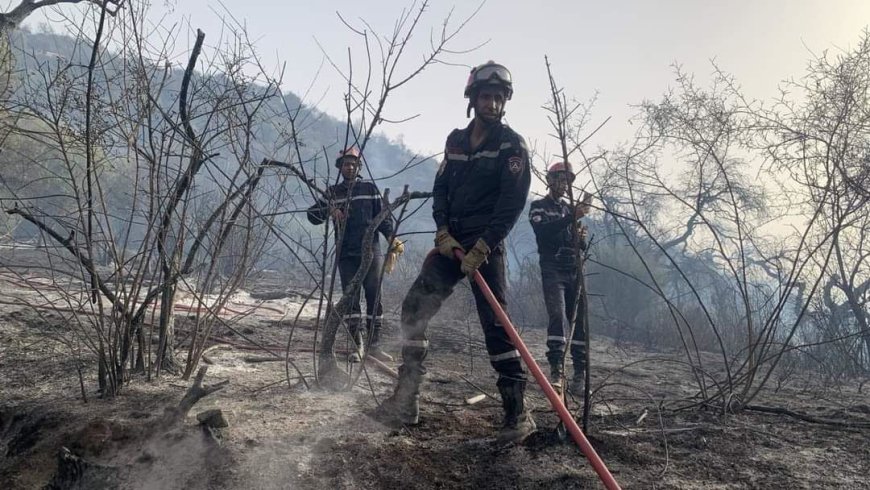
[3,26,444,240]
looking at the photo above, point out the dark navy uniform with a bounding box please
[307,178,394,345]
[529,195,587,376]
[400,120,531,392]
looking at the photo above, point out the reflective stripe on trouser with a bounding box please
[399,250,526,387]
[541,263,587,368]
[338,253,385,345]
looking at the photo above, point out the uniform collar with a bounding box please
[545,194,568,206]
[459,119,505,151]
[338,176,362,188]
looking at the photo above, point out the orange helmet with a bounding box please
[547,162,576,182]
[335,146,361,168]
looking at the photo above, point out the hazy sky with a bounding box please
[24,1,870,161]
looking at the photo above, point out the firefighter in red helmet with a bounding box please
[307,146,398,363]
[529,162,591,393]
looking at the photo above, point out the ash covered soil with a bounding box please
[2,272,870,489]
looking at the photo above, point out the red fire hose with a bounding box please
[455,249,621,490]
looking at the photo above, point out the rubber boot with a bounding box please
[373,365,421,426]
[497,381,536,444]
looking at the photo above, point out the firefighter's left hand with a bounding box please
[384,238,405,274]
[460,238,491,276]
[578,224,589,241]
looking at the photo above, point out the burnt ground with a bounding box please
[2,272,870,489]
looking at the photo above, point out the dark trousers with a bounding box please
[399,249,526,389]
[338,252,384,346]
[541,262,587,374]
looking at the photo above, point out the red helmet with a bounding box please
[546,162,576,182]
[464,61,513,100]
[335,146,361,168]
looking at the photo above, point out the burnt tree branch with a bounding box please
[0,0,122,32]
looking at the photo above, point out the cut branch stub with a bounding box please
[162,366,228,425]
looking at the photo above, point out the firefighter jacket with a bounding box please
[307,178,394,258]
[433,121,531,249]
[529,195,587,269]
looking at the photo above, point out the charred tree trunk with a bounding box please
[155,278,180,375]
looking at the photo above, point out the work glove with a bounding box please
[460,238,490,276]
[435,226,464,258]
[384,238,405,274]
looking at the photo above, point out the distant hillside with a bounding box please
[4,27,442,242]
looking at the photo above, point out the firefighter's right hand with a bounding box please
[460,238,490,276]
[330,208,345,221]
[435,226,464,258]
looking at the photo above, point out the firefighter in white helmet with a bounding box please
[375,61,535,444]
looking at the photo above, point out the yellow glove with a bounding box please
[390,238,405,255]
[435,226,464,258]
[460,238,490,276]
[384,238,404,274]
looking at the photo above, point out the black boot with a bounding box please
[497,381,536,444]
[549,362,564,391]
[373,365,421,426]
[349,329,365,363]
[569,366,585,394]
[569,346,587,394]
[547,350,565,391]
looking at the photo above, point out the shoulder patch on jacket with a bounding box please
[508,156,523,174]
